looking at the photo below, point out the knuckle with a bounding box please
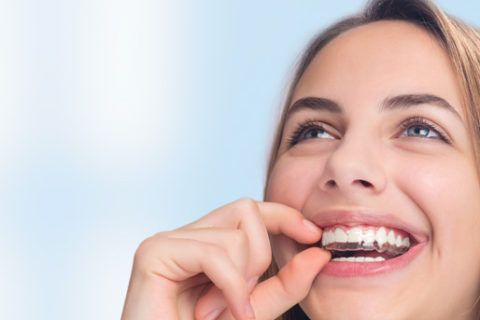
[232,198,259,218]
[133,233,169,269]
[134,236,155,260]
[234,197,259,212]
[132,237,157,272]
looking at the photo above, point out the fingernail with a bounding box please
[303,219,320,233]
[247,276,259,291]
[245,300,255,319]
[204,309,221,320]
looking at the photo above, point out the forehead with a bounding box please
[292,20,463,118]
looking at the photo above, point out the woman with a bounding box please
[122,0,480,319]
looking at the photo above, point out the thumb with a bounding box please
[249,247,331,320]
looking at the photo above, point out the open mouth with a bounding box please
[312,211,428,277]
[321,226,413,262]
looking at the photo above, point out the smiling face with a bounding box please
[266,21,480,319]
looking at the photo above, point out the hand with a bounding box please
[121,198,331,320]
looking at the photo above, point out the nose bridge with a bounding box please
[320,128,387,193]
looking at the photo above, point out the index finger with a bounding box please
[186,199,322,278]
[189,199,321,244]
[257,201,322,244]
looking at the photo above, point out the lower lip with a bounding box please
[320,243,426,277]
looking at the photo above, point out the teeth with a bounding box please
[376,227,387,247]
[321,230,330,246]
[334,228,348,243]
[321,226,411,253]
[347,227,363,243]
[332,256,386,262]
[332,257,347,262]
[395,235,402,247]
[387,230,396,245]
[363,229,376,246]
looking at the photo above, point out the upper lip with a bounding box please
[311,209,429,244]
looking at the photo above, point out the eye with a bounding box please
[398,117,450,142]
[404,125,438,138]
[287,121,337,146]
[303,127,335,140]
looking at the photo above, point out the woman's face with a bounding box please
[266,21,480,319]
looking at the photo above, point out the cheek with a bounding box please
[265,156,324,210]
[395,154,480,290]
[396,155,480,240]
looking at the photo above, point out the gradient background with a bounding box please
[2,1,478,319]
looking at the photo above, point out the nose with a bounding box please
[319,134,387,194]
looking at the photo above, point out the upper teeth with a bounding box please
[321,226,410,250]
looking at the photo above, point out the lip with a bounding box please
[312,209,429,277]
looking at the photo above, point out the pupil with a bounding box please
[409,126,428,136]
[306,128,323,139]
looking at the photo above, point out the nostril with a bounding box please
[327,180,337,188]
[358,179,372,187]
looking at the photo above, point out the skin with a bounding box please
[121,199,330,320]
[266,21,480,319]
[122,20,480,320]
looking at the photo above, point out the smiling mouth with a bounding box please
[321,225,413,262]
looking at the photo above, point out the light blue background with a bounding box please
[2,0,478,319]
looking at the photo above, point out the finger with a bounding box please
[185,199,322,277]
[163,228,249,275]
[135,237,252,320]
[249,247,330,320]
[257,201,322,243]
[187,199,321,245]
[237,201,323,278]
[200,247,330,320]
[227,199,270,277]
[180,199,269,278]
[239,201,322,278]
[195,276,258,320]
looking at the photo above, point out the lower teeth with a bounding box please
[332,256,385,262]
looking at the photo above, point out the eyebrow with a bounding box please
[287,97,342,117]
[286,94,462,120]
[380,94,462,120]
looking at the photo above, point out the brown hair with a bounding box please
[261,0,480,319]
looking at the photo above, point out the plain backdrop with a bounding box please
[1,0,478,319]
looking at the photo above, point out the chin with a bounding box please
[300,286,411,320]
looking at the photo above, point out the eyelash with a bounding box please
[287,120,332,147]
[398,117,451,143]
[286,117,451,147]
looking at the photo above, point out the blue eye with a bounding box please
[399,117,449,142]
[287,121,337,146]
[404,125,439,138]
[303,127,335,140]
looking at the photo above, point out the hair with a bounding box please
[261,0,480,319]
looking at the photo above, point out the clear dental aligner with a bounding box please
[321,226,411,257]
